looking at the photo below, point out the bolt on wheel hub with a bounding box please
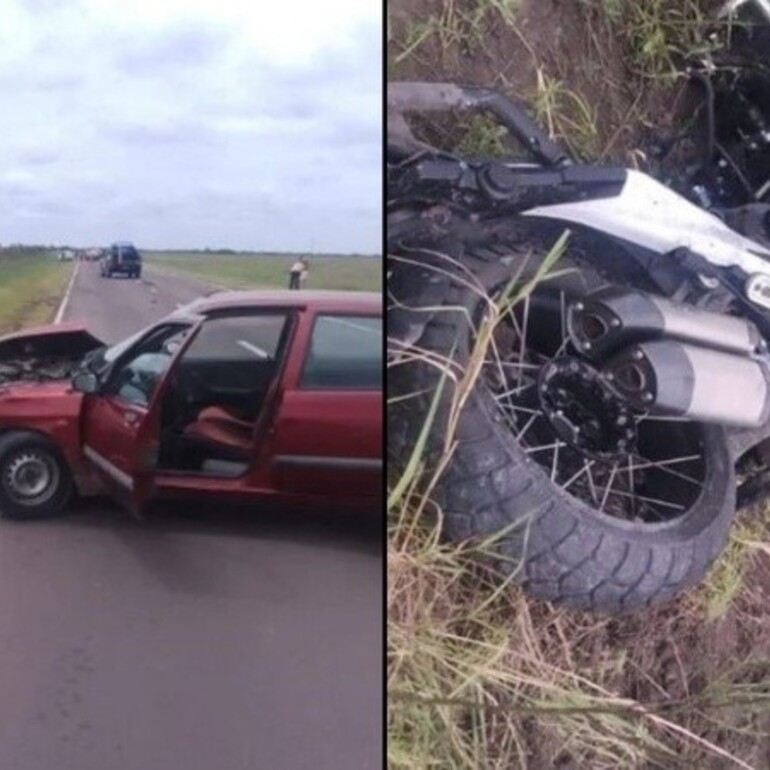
[538,357,637,460]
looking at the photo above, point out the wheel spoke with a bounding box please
[634,413,692,424]
[499,403,541,416]
[517,295,531,389]
[506,303,523,341]
[515,412,541,442]
[628,453,703,486]
[523,440,566,455]
[601,487,686,512]
[642,505,669,522]
[562,461,595,492]
[551,439,561,482]
[585,460,599,504]
[495,380,536,401]
[599,462,619,512]
[543,335,571,364]
[485,360,540,370]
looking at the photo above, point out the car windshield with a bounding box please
[102,325,153,364]
[79,309,200,376]
[75,326,153,378]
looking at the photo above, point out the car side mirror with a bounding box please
[72,371,99,394]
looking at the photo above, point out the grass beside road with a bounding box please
[0,250,71,334]
[144,251,382,292]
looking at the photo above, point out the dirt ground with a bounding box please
[388,0,706,163]
[388,1,770,767]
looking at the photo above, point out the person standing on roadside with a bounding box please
[288,258,304,290]
[299,258,309,288]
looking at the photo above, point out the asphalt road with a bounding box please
[0,261,382,770]
[60,261,224,343]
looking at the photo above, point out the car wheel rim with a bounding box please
[3,450,60,506]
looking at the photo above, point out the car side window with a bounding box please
[300,315,382,390]
[181,313,288,362]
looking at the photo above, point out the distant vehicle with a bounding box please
[100,242,142,279]
[0,290,382,519]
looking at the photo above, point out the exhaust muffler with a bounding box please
[603,341,770,427]
[568,287,765,359]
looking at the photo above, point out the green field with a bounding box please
[144,251,382,292]
[0,250,71,334]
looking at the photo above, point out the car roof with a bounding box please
[179,289,381,316]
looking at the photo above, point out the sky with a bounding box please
[0,0,382,253]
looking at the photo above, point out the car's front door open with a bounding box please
[80,322,199,516]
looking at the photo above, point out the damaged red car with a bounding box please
[0,290,382,519]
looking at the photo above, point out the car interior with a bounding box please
[105,312,293,478]
[159,312,292,477]
[103,309,382,480]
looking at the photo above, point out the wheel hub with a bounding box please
[3,451,56,505]
[538,357,637,460]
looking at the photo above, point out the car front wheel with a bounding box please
[0,432,74,520]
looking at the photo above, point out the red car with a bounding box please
[0,290,382,518]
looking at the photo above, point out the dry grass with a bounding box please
[388,506,770,768]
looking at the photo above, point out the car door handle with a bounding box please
[123,411,139,425]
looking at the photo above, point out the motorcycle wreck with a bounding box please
[387,1,770,614]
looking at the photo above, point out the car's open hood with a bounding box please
[0,323,105,385]
[0,322,104,359]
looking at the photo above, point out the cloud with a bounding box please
[0,0,381,253]
[111,23,230,75]
[100,118,219,147]
[17,148,59,166]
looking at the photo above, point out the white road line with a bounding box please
[53,259,80,325]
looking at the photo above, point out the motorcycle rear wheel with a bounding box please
[389,219,736,613]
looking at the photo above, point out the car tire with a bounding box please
[0,432,74,520]
[389,218,736,613]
